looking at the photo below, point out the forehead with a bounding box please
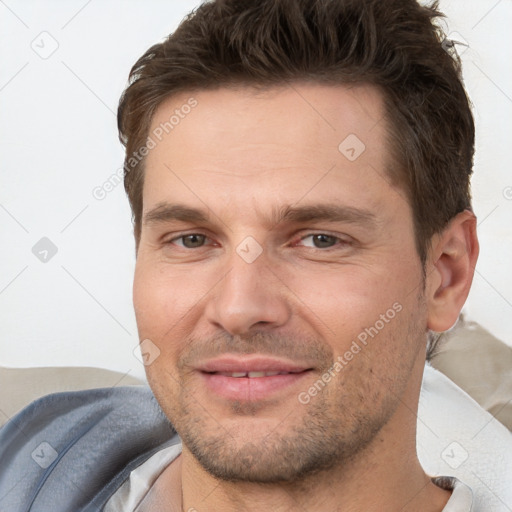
[142,83,400,219]
[148,82,388,162]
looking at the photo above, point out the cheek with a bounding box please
[286,260,417,345]
[133,260,187,345]
[133,263,185,385]
[134,257,193,323]
[133,262,163,334]
[133,256,216,367]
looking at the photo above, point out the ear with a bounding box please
[426,210,479,332]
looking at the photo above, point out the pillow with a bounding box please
[0,366,143,427]
[429,318,512,431]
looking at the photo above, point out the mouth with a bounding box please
[207,370,305,378]
[196,356,313,402]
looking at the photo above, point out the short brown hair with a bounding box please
[118,0,474,263]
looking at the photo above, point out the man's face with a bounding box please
[134,84,428,482]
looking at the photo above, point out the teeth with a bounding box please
[248,371,282,377]
[217,371,285,378]
[247,371,267,378]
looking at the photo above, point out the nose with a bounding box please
[205,249,291,336]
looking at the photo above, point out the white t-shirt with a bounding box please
[105,444,475,511]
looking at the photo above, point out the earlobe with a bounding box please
[426,210,479,332]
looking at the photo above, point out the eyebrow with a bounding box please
[272,204,378,228]
[142,202,378,230]
[143,203,211,225]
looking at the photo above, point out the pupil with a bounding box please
[314,234,335,248]
[184,234,205,248]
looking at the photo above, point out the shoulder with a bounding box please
[0,386,178,511]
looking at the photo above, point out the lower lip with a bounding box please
[200,371,311,401]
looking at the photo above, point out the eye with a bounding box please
[297,234,345,249]
[172,234,208,248]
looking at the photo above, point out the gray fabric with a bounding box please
[0,386,178,512]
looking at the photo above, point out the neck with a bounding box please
[152,356,451,511]
[179,434,448,512]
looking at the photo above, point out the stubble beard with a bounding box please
[152,311,424,485]
[177,376,398,483]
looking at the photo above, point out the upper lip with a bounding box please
[196,355,312,374]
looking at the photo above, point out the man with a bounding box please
[0,0,510,510]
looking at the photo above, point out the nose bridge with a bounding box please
[206,244,290,335]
